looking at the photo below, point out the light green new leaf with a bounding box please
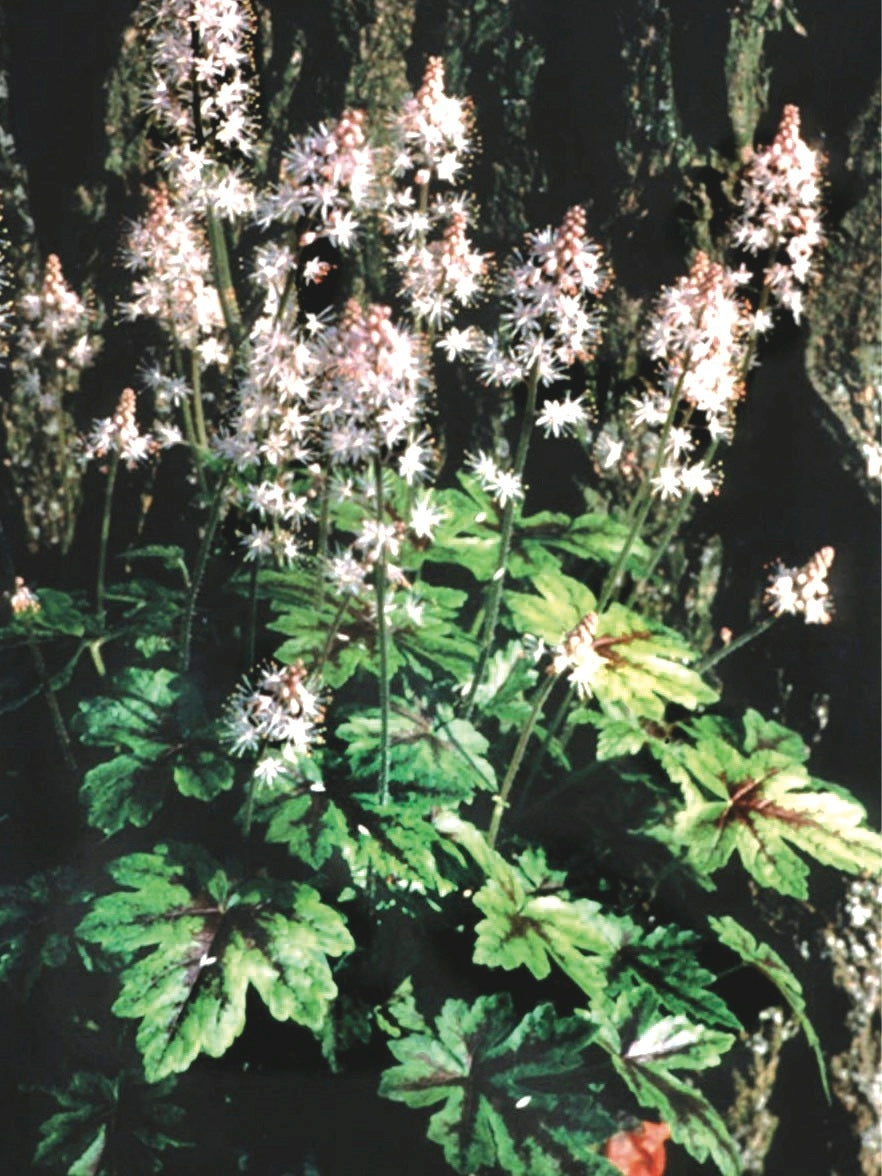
[34,1070,186,1175]
[76,844,353,1081]
[659,714,882,898]
[506,586,716,720]
[598,991,739,1176]
[506,570,597,646]
[379,993,618,1175]
[709,915,828,1097]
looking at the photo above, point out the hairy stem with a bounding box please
[314,478,331,607]
[245,558,259,668]
[95,451,120,628]
[519,678,575,800]
[488,672,556,849]
[697,612,777,674]
[190,350,209,450]
[27,630,78,776]
[463,361,541,719]
[179,473,229,672]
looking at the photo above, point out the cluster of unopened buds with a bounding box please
[764,545,835,625]
[8,576,40,618]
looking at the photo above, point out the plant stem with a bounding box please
[206,207,244,351]
[697,613,777,674]
[245,558,259,668]
[374,459,391,805]
[314,478,331,607]
[179,472,229,672]
[171,337,207,495]
[519,678,575,799]
[625,433,721,608]
[96,451,119,628]
[488,672,556,849]
[314,594,353,679]
[190,351,209,449]
[463,361,541,720]
[26,630,78,776]
[597,381,683,613]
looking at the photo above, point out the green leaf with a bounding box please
[28,589,89,638]
[120,545,190,587]
[436,817,616,1002]
[514,510,651,574]
[339,700,496,806]
[598,992,739,1175]
[709,915,828,1097]
[263,791,349,871]
[506,588,716,721]
[34,1070,186,1174]
[603,921,742,1032]
[0,868,91,995]
[379,993,619,1174]
[462,640,539,732]
[506,570,598,646]
[76,844,354,1081]
[394,583,478,681]
[374,976,429,1039]
[77,668,233,834]
[658,714,882,898]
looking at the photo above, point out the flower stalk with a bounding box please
[488,672,556,849]
[374,458,391,805]
[463,360,541,719]
[95,450,120,628]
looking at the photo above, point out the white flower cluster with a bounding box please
[224,660,324,761]
[474,205,610,389]
[764,545,835,625]
[123,186,227,359]
[261,108,374,247]
[466,451,524,509]
[386,197,489,328]
[393,56,473,184]
[620,252,755,501]
[4,253,100,549]
[733,104,824,323]
[84,387,156,468]
[550,612,606,699]
[146,0,257,159]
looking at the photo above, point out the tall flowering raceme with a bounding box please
[381,58,489,332]
[260,107,376,249]
[144,0,258,208]
[639,252,754,501]
[122,185,227,360]
[733,104,824,324]
[4,253,100,550]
